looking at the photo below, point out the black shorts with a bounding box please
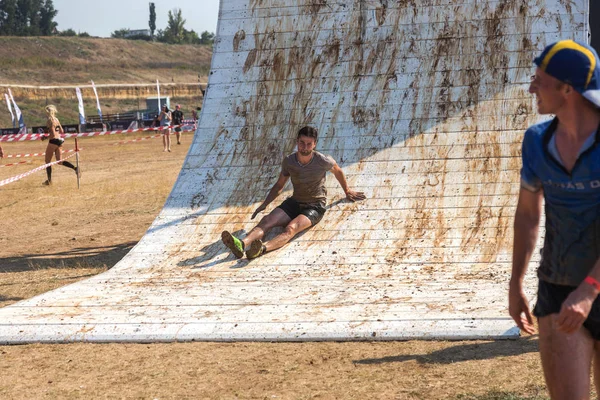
[174,126,182,132]
[49,138,64,146]
[534,279,600,339]
[277,198,326,226]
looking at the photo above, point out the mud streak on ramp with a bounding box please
[0,0,589,343]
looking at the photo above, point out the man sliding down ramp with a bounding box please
[222,126,366,259]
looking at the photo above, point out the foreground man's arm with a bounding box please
[556,261,600,334]
[509,187,543,334]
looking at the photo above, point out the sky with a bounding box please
[52,0,220,38]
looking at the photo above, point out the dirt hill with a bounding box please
[0,37,213,85]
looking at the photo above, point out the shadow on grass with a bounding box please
[454,389,548,400]
[354,337,539,365]
[0,242,136,273]
[0,295,24,302]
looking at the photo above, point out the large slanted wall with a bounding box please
[0,0,588,343]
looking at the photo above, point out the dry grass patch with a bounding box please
[0,37,212,85]
[0,340,547,399]
[0,132,188,278]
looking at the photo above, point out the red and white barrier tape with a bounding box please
[0,124,195,143]
[5,148,81,159]
[0,152,77,187]
[113,135,161,146]
[0,160,30,168]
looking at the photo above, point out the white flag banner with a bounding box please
[90,80,103,122]
[7,89,25,130]
[156,79,161,113]
[75,87,86,125]
[4,93,15,128]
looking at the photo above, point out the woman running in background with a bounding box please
[42,105,78,185]
[159,104,172,152]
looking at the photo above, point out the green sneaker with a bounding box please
[246,239,266,260]
[221,231,244,259]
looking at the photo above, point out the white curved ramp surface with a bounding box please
[0,0,588,343]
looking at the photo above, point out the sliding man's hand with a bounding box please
[345,190,366,202]
[251,204,266,220]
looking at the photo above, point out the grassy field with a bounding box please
[0,131,559,400]
[0,37,212,85]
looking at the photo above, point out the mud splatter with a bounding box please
[303,0,327,15]
[352,107,379,128]
[559,0,572,16]
[243,49,258,73]
[375,0,388,26]
[190,193,206,210]
[323,38,341,65]
[233,30,246,52]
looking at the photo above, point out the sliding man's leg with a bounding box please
[246,214,312,259]
[242,208,291,248]
[222,208,290,258]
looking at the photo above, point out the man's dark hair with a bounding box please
[297,126,318,141]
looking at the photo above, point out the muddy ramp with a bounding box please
[0,0,588,343]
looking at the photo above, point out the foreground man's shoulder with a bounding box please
[524,119,554,141]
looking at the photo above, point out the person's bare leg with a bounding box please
[176,132,181,144]
[263,214,312,252]
[165,129,171,151]
[593,341,600,398]
[538,316,594,400]
[44,145,53,164]
[162,134,167,151]
[43,144,55,184]
[242,208,290,248]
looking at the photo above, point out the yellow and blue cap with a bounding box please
[534,40,600,107]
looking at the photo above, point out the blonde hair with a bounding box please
[45,105,57,118]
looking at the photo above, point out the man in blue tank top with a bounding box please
[510,40,600,398]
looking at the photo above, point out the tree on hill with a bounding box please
[0,0,58,36]
[163,8,185,44]
[148,2,156,38]
[200,31,214,45]
[58,28,76,36]
[57,28,89,37]
[39,0,57,34]
[0,0,18,35]
[154,8,214,46]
